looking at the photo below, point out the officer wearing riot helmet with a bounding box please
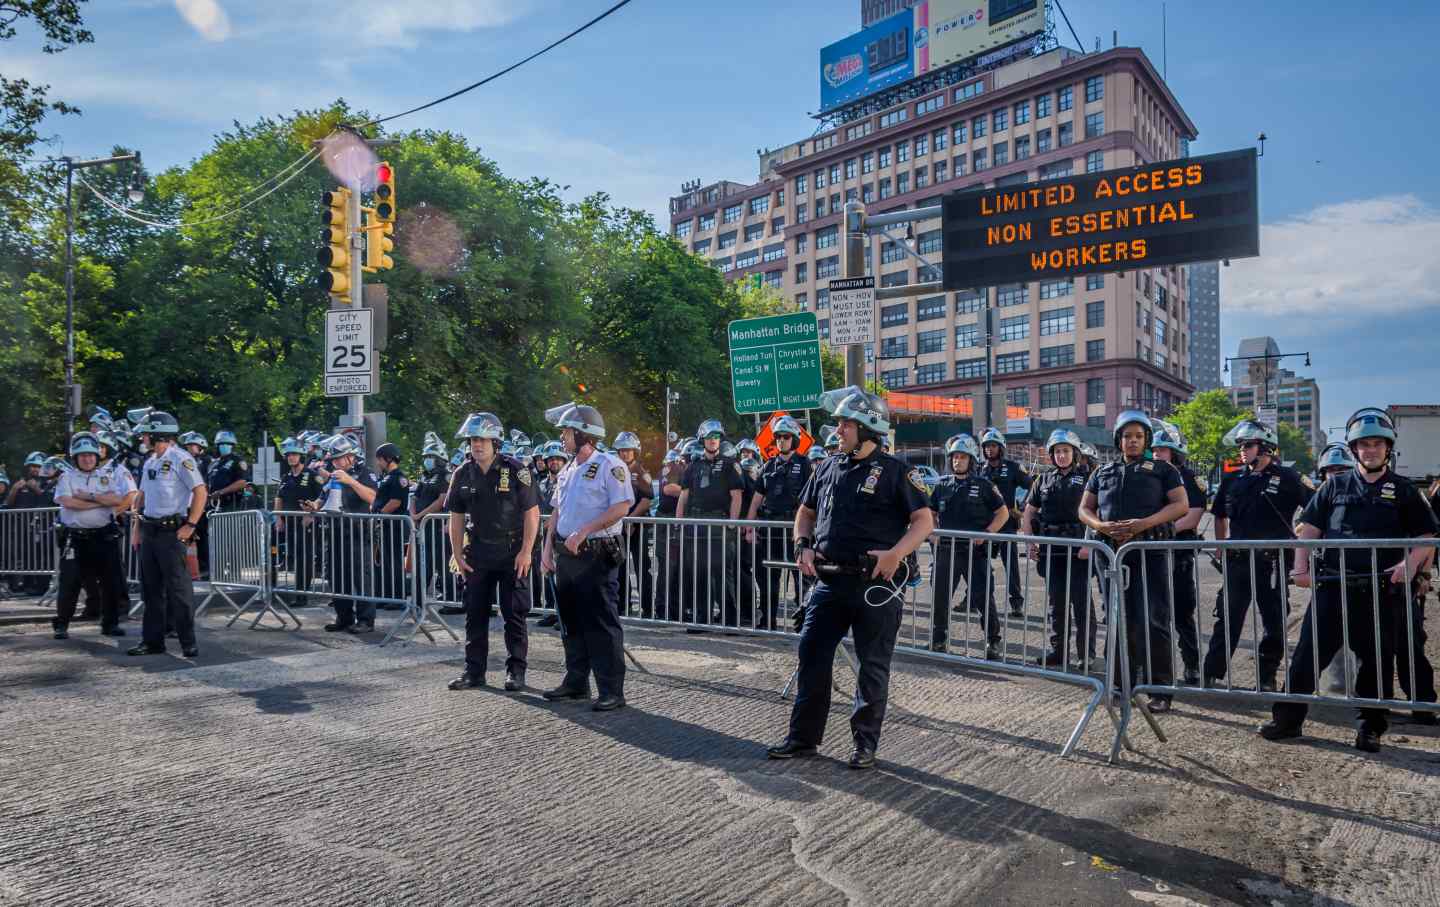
[930,433,1009,658]
[534,440,570,627]
[446,413,539,692]
[52,432,133,639]
[273,436,321,598]
[7,452,53,595]
[411,432,455,609]
[1022,428,1097,669]
[369,442,409,607]
[746,416,813,629]
[978,427,1032,617]
[767,387,933,769]
[1262,408,1437,752]
[126,412,207,658]
[1149,421,1207,684]
[613,431,655,616]
[655,446,687,622]
[1202,419,1313,691]
[1317,442,1355,483]
[313,434,379,634]
[1079,410,1190,711]
[540,403,634,710]
[677,419,748,626]
[207,430,250,512]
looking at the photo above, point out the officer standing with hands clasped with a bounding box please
[446,413,539,692]
[1021,428,1095,669]
[540,403,634,711]
[52,432,134,640]
[126,412,207,658]
[1261,408,1438,753]
[1079,410,1190,712]
[767,387,933,769]
[746,416,813,630]
[677,418,746,626]
[370,442,409,607]
[929,433,1008,659]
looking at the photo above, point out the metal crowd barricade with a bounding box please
[204,509,274,626]
[0,507,60,603]
[1110,536,1440,761]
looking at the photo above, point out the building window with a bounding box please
[1059,122,1074,147]
[1085,304,1107,333]
[1039,344,1075,368]
[692,238,710,255]
[956,289,985,314]
[1154,316,1167,346]
[880,108,908,128]
[995,352,1029,374]
[714,256,732,273]
[795,233,808,254]
[917,295,945,321]
[862,183,875,204]
[1039,306,1075,335]
[699,213,716,231]
[1058,86,1073,112]
[1087,415,1105,428]
[915,362,946,385]
[919,263,941,283]
[762,242,786,262]
[816,288,829,309]
[1036,93,1051,118]
[818,318,830,338]
[916,230,942,256]
[880,302,909,326]
[1014,135,1031,160]
[954,79,984,102]
[952,122,967,145]
[999,314,1029,341]
[917,329,945,355]
[955,322,979,348]
[1007,387,1030,408]
[795,292,808,310]
[896,140,910,162]
[1039,160,1072,181]
[956,357,988,379]
[1086,150,1104,173]
[1039,279,1073,300]
[736,249,759,268]
[814,133,836,152]
[878,146,892,168]
[878,177,892,200]
[771,215,785,233]
[814,199,826,218]
[795,175,807,195]
[1012,100,1030,127]
[1086,339,1105,361]
[816,256,839,279]
[793,263,808,284]
[915,134,929,156]
[1085,112,1104,139]
[993,108,1008,132]
[718,231,737,250]
[846,121,874,141]
[973,148,988,171]
[723,204,742,223]
[846,187,858,203]
[815,225,838,249]
[996,283,1028,307]
[674,220,693,239]
[830,164,841,184]
[916,95,943,116]
[1085,75,1104,103]
[814,168,827,190]
[1040,382,1075,408]
[881,239,906,265]
[764,270,783,288]
[1086,274,1104,291]
[862,152,874,174]
[1087,377,1105,404]
[972,115,987,139]
[880,270,909,288]
[881,368,909,389]
[913,167,928,189]
[1036,128,1052,153]
[880,335,909,358]
[896,171,909,194]
[745,223,764,242]
[992,142,1008,166]
[953,155,967,177]
[933,160,948,183]
[844,158,857,179]
[795,206,809,225]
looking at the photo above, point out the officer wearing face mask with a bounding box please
[411,432,456,610]
[207,430,251,512]
[930,433,1008,659]
[746,417,813,630]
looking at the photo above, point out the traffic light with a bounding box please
[363,162,396,272]
[366,220,394,271]
[319,186,351,302]
[374,161,396,225]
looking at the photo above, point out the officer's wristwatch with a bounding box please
[795,537,814,550]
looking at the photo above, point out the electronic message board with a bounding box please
[941,149,1259,288]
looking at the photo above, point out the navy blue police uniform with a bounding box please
[980,456,1032,612]
[323,467,378,630]
[654,458,685,622]
[1170,463,1207,679]
[206,452,250,512]
[754,450,813,628]
[275,465,322,595]
[1029,465,1096,665]
[618,459,655,617]
[448,455,537,682]
[787,449,930,755]
[1203,461,1312,686]
[680,453,747,626]
[411,465,456,605]
[371,466,410,606]
[930,471,1005,652]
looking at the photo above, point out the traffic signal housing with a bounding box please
[319,186,351,302]
[374,161,396,225]
[366,220,394,271]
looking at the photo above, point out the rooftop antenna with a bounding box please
[1163,2,1168,79]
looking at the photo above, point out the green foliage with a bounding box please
[1166,389,1246,478]
[1276,421,1316,475]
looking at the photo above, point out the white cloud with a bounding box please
[173,0,232,41]
[1224,194,1440,317]
[283,0,530,48]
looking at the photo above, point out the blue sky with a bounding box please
[14,0,1439,439]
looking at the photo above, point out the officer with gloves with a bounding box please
[446,413,539,692]
[767,386,933,769]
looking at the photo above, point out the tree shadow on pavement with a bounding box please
[235,683,315,715]
[518,698,1323,906]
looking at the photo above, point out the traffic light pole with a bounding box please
[347,183,365,421]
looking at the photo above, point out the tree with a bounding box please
[1276,421,1316,475]
[1166,389,1246,479]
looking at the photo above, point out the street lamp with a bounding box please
[60,152,144,435]
[665,386,681,450]
[1223,350,1310,407]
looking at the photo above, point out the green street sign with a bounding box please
[727,312,824,416]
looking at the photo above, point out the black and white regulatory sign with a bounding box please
[325,308,373,396]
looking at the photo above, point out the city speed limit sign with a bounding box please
[324,308,373,396]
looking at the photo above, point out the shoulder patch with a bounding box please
[907,469,929,494]
[1300,474,1316,490]
[398,476,408,488]
[611,466,627,482]
[239,460,248,471]
[518,469,532,486]
[181,459,194,471]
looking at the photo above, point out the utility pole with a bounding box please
[842,201,867,387]
[346,182,365,424]
[981,293,995,434]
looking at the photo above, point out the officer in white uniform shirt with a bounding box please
[127,411,208,659]
[540,403,635,711]
[52,432,134,640]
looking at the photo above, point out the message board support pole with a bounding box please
[842,201,868,388]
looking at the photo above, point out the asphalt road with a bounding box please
[1,601,1437,906]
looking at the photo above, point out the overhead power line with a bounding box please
[359,0,637,128]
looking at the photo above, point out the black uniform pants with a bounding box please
[788,577,903,753]
[194,511,210,579]
[991,516,1024,609]
[682,522,750,627]
[1038,545,1094,660]
[756,524,808,630]
[1274,580,1400,733]
[555,546,625,697]
[1394,596,1436,705]
[931,538,998,648]
[109,519,132,615]
[55,530,121,631]
[1121,548,1175,689]
[655,521,681,622]
[374,519,406,604]
[139,523,195,650]
[327,518,374,626]
[619,523,655,618]
[1171,550,1198,673]
[463,561,531,678]
[1203,551,1286,684]
[277,520,318,596]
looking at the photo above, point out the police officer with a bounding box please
[540,403,634,710]
[1079,410,1189,711]
[1202,419,1313,691]
[746,416,813,629]
[1317,443,1355,482]
[930,433,1008,658]
[978,427,1032,617]
[7,452,53,595]
[533,441,570,627]
[369,442,409,608]
[207,430,250,511]
[314,435,379,634]
[1262,408,1438,752]
[1150,421,1207,684]
[766,387,933,769]
[613,431,655,616]
[273,436,322,599]
[654,446,686,622]
[52,432,133,639]
[126,412,207,658]
[677,419,747,626]
[1022,428,1096,669]
[446,413,539,691]
[94,429,138,619]
[411,433,455,610]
